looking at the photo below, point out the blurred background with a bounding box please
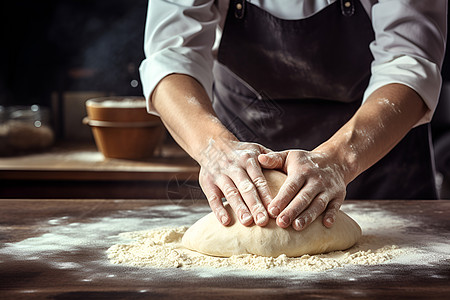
[0,0,147,141]
[0,0,449,198]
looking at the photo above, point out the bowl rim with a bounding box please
[82,117,161,128]
[85,96,147,109]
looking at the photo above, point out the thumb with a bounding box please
[258,151,286,169]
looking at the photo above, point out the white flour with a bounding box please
[107,226,403,271]
[1,202,449,280]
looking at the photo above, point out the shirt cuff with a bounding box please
[139,48,214,115]
[363,55,442,127]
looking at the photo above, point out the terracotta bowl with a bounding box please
[84,97,165,159]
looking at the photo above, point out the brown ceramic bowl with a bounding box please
[84,97,165,159]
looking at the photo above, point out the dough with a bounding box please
[182,169,362,257]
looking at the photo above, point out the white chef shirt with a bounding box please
[139,0,447,126]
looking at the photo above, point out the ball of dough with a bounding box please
[182,169,362,257]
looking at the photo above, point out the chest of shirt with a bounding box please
[215,0,373,26]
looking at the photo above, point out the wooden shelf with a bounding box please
[0,142,199,181]
[0,143,200,199]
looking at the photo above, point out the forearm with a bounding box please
[315,83,428,184]
[152,73,274,226]
[151,74,238,161]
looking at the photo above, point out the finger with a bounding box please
[231,169,269,227]
[256,144,273,155]
[322,199,342,228]
[292,193,330,231]
[268,174,305,219]
[199,176,230,226]
[216,175,253,226]
[275,185,319,228]
[245,156,273,209]
[258,151,286,170]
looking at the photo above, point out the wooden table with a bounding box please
[1,199,449,299]
[0,143,200,199]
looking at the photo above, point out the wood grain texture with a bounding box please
[0,143,199,181]
[0,199,449,299]
[0,143,200,199]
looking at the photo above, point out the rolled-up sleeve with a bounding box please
[364,0,447,126]
[139,0,220,113]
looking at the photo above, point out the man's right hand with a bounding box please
[198,139,273,227]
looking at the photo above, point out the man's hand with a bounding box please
[258,150,347,231]
[198,140,273,227]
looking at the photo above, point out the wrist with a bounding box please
[313,140,360,185]
[191,126,239,166]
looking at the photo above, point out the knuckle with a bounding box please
[293,205,306,217]
[284,181,299,195]
[252,175,267,189]
[330,201,342,212]
[266,153,283,167]
[316,197,328,211]
[223,184,239,199]
[214,209,225,221]
[329,187,345,200]
[324,210,337,220]
[292,192,314,215]
[238,179,254,194]
[240,151,253,162]
[251,203,264,214]
[226,166,241,176]
[302,167,314,177]
[236,204,249,215]
[214,174,227,185]
[302,212,313,225]
[200,172,216,185]
[199,170,212,183]
[246,157,258,169]
[207,193,221,205]
[317,179,327,190]
[300,189,313,203]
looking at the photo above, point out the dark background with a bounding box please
[0,1,449,193]
[0,0,449,113]
[0,1,449,119]
[0,0,147,108]
[0,1,449,198]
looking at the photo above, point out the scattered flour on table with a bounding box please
[106,226,405,271]
[3,203,448,276]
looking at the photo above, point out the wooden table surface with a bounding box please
[1,199,449,299]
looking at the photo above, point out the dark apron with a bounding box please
[212,0,437,200]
